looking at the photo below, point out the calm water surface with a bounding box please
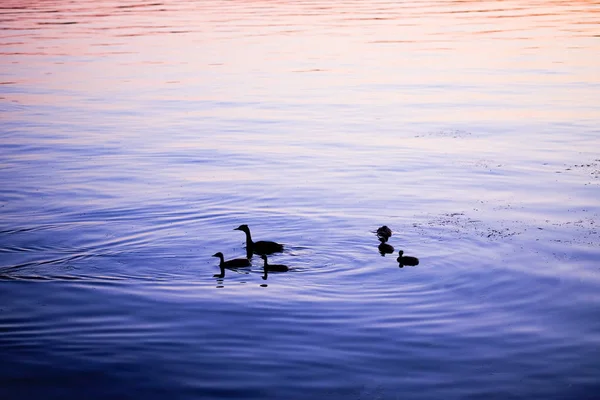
[1,0,600,398]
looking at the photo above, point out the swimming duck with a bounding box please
[234,224,284,257]
[212,252,250,277]
[397,250,419,267]
[376,225,392,241]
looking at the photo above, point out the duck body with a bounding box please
[211,252,250,278]
[376,225,392,242]
[397,250,419,267]
[212,251,250,269]
[234,224,284,257]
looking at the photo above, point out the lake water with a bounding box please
[1,0,599,398]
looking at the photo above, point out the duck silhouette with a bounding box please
[397,250,419,267]
[260,254,289,280]
[375,226,394,256]
[376,225,392,242]
[212,252,251,278]
[234,224,284,258]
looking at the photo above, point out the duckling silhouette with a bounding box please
[260,254,289,280]
[375,226,394,256]
[397,250,419,267]
[234,224,284,258]
[212,252,250,278]
[376,225,392,242]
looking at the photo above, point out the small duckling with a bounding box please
[234,224,284,257]
[397,250,419,267]
[376,225,392,241]
[212,252,250,278]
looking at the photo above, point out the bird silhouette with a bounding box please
[397,250,419,267]
[234,224,284,258]
[212,252,250,278]
[375,226,394,256]
[376,225,392,242]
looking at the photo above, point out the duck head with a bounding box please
[234,224,249,232]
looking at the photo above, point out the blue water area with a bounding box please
[1,0,600,399]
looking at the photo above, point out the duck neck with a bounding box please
[216,254,225,266]
[243,230,254,258]
[243,230,254,247]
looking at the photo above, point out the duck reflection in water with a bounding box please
[397,250,419,268]
[375,225,394,256]
[378,240,394,256]
[211,252,251,278]
[234,224,284,259]
[260,254,289,281]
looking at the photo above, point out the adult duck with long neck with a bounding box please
[234,224,284,258]
[211,252,250,278]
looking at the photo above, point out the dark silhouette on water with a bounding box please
[378,241,395,256]
[375,225,394,256]
[376,225,392,242]
[260,254,289,272]
[212,252,251,278]
[397,250,419,267]
[260,254,289,280]
[234,224,284,258]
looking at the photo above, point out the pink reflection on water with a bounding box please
[0,0,599,122]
